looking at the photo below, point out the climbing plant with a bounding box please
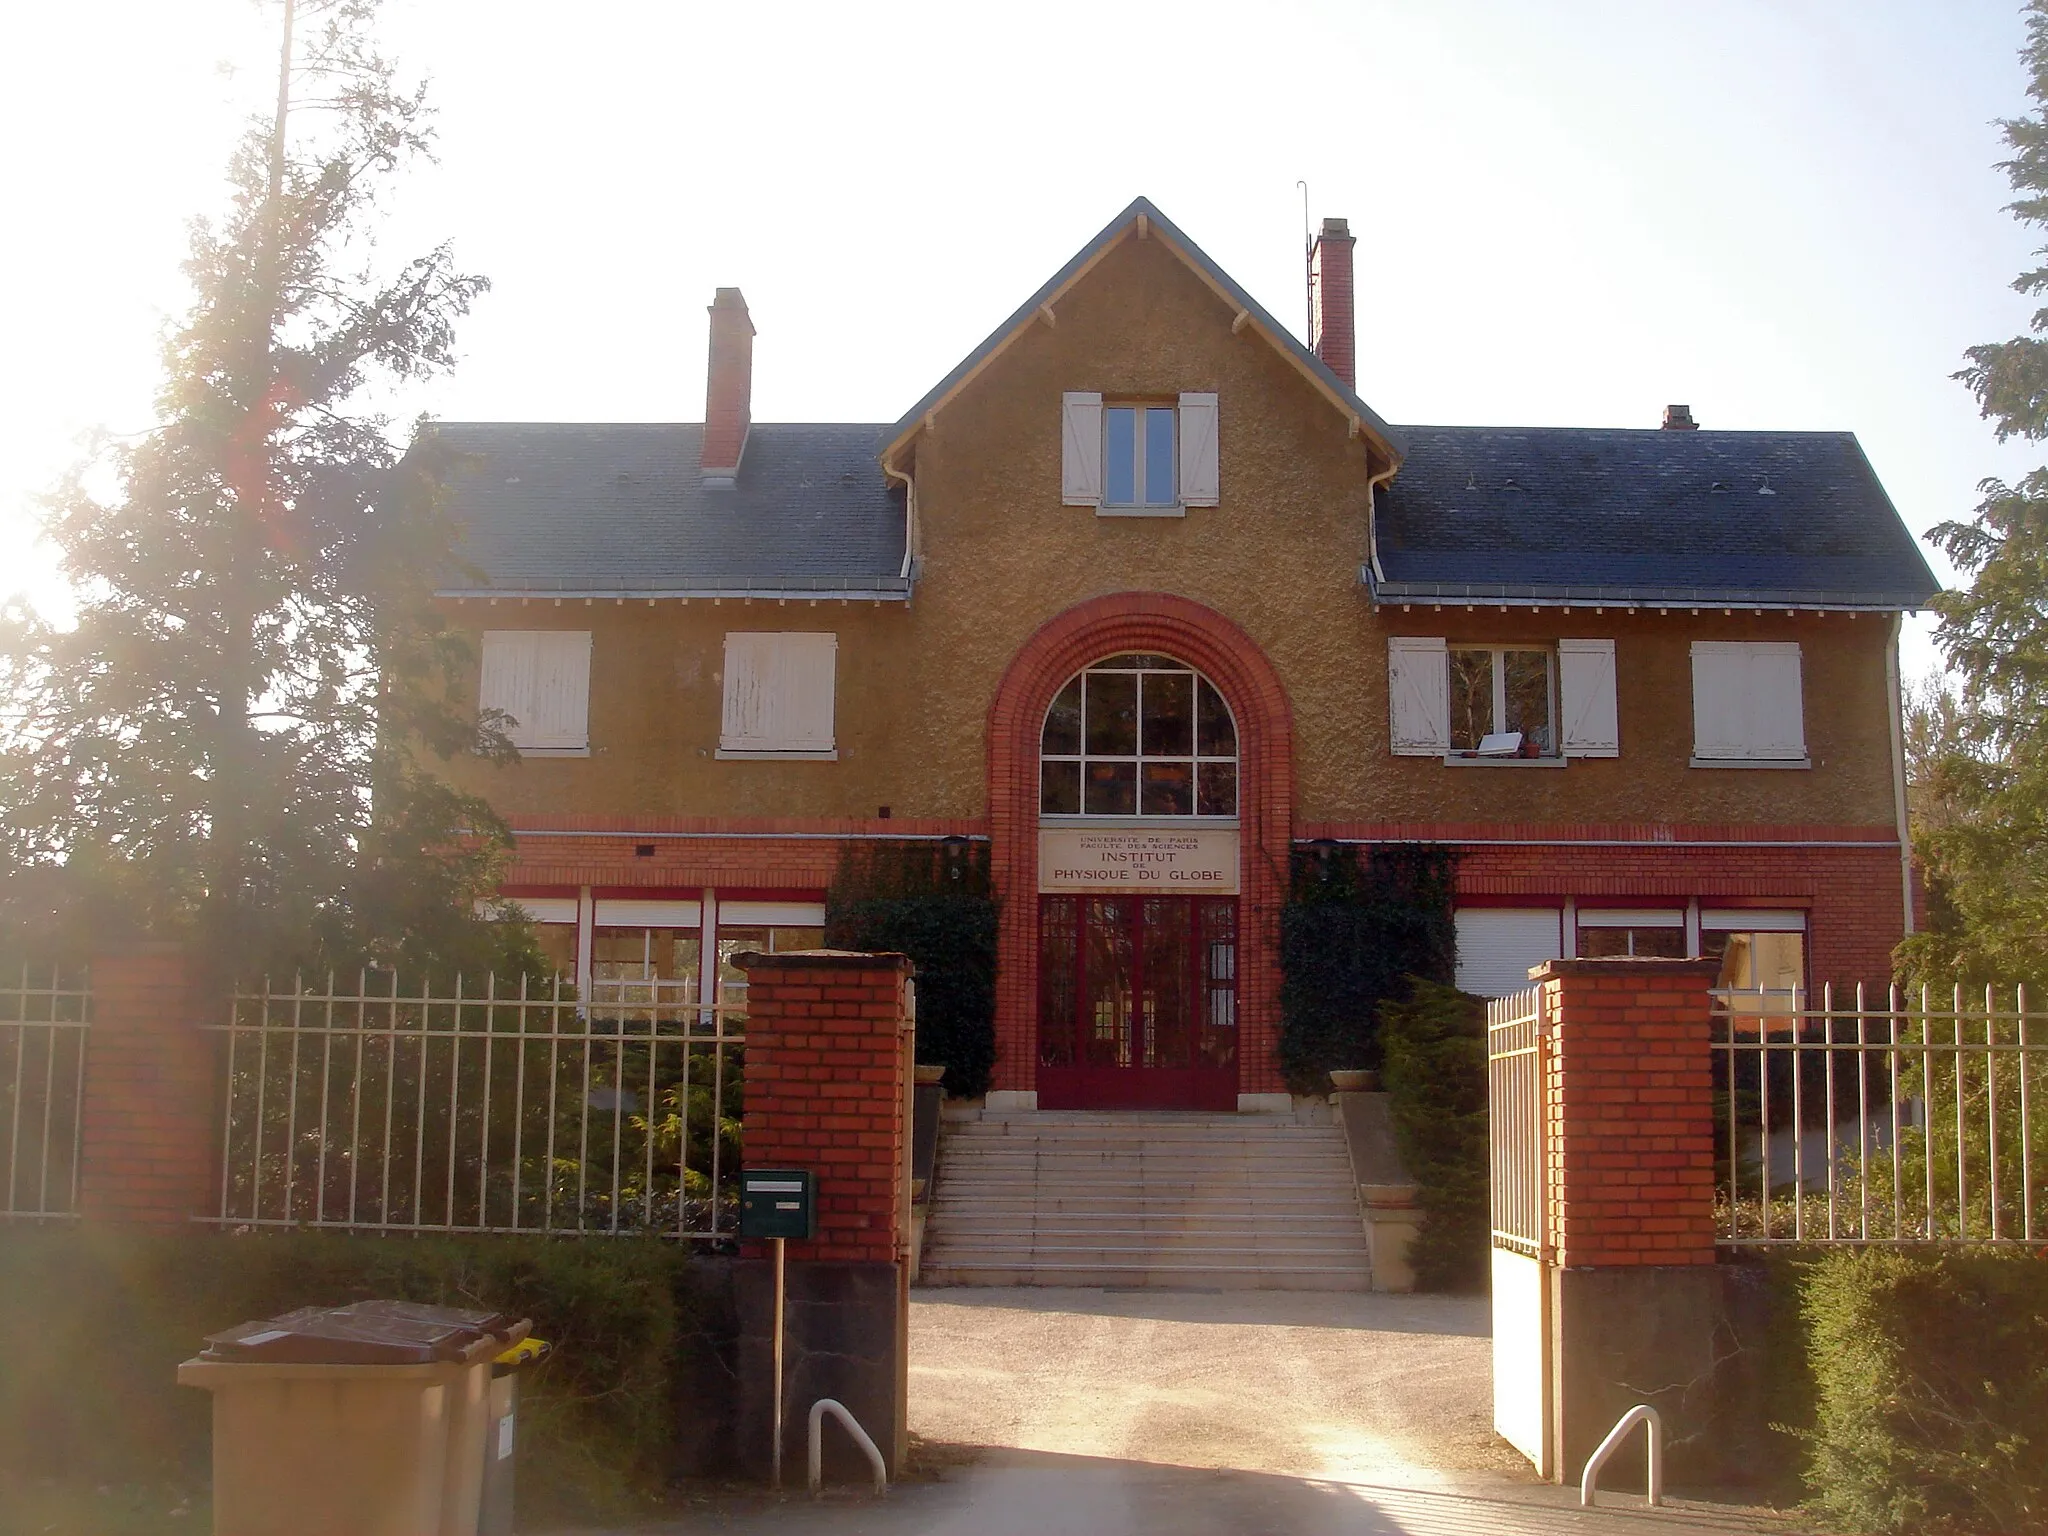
[1277,843,1457,1093]
[824,840,998,1098]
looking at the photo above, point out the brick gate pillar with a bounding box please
[1531,958,1735,1486]
[79,942,217,1230]
[735,950,914,1482]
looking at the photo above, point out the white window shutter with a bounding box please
[1388,636,1450,756]
[1178,392,1219,506]
[480,631,589,751]
[1557,638,1619,758]
[1749,642,1806,760]
[1061,391,1103,505]
[721,633,837,754]
[1691,642,1753,760]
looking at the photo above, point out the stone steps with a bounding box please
[923,1110,1370,1291]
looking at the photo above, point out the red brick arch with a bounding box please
[985,593,1296,1100]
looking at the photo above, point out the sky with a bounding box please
[2,0,2043,682]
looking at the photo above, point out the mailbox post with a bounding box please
[740,1169,817,1487]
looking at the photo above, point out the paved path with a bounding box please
[573,1286,1808,1535]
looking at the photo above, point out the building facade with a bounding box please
[431,198,1938,1111]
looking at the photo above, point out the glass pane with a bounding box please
[1084,671,1137,756]
[1196,678,1235,757]
[1083,898,1134,1067]
[1197,759,1237,816]
[1105,407,1137,505]
[1449,649,1494,751]
[1577,926,1630,959]
[533,924,576,985]
[1084,760,1137,815]
[1143,407,1176,505]
[718,927,769,1007]
[1199,899,1238,1068]
[1631,927,1687,959]
[1043,677,1082,755]
[1113,653,1179,669]
[1041,759,1081,815]
[1140,896,1193,1067]
[1141,671,1193,756]
[1038,897,1079,1067]
[1140,760,1194,816]
[1504,650,1553,755]
[769,927,823,953]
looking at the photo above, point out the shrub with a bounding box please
[826,840,997,1098]
[0,1228,701,1523]
[1800,1247,2048,1533]
[1378,978,1489,1291]
[1277,844,1455,1093]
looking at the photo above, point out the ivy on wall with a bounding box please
[824,840,998,1099]
[1277,842,1457,1093]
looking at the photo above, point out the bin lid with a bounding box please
[202,1302,530,1366]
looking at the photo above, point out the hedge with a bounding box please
[1796,1247,2048,1533]
[1377,978,1490,1291]
[0,1228,714,1524]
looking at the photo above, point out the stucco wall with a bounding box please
[442,231,1901,834]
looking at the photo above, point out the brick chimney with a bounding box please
[1309,217,1357,391]
[701,287,755,481]
[1662,404,1698,431]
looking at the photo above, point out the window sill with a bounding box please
[515,746,590,758]
[1441,754,1568,769]
[716,747,839,761]
[1039,814,1240,831]
[1095,503,1186,519]
[1689,756,1811,770]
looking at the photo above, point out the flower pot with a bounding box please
[914,1064,947,1086]
[1329,1069,1380,1093]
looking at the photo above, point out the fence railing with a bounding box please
[1714,984,2048,1245]
[1488,985,1547,1259]
[204,972,746,1240]
[0,963,90,1221]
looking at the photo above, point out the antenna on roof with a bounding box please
[1297,180,1313,340]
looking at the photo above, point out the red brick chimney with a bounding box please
[1662,404,1699,431]
[1309,217,1357,391]
[701,287,754,480]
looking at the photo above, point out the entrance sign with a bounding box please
[1037,827,1238,894]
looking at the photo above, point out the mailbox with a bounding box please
[739,1168,817,1240]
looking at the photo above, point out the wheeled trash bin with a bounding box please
[179,1301,529,1536]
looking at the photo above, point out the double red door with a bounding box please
[1036,895,1238,1110]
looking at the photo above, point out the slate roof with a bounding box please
[429,422,908,597]
[1372,426,1940,610]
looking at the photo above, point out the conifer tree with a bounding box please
[1904,0,2048,986]
[0,0,519,978]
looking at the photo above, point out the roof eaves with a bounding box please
[883,196,1407,465]
[1363,568,1939,613]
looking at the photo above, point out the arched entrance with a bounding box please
[986,594,1295,1111]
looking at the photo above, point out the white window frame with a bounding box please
[1100,402,1182,517]
[1445,644,1561,763]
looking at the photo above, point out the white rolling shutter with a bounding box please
[720,633,837,756]
[1061,391,1104,505]
[1557,638,1619,758]
[480,631,591,752]
[1178,392,1219,506]
[1455,909,1564,998]
[1692,641,1805,761]
[1388,636,1449,756]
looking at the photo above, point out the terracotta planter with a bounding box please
[914,1064,947,1086]
[1329,1069,1380,1093]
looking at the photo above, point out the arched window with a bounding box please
[1039,653,1238,817]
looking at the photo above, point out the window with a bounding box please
[1702,910,1806,1016]
[1061,392,1219,512]
[1040,654,1238,817]
[1691,641,1806,765]
[1449,646,1555,756]
[1454,908,1564,998]
[1577,908,1686,958]
[719,632,837,758]
[479,631,592,753]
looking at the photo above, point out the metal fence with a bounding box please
[1488,985,1548,1259]
[0,963,90,1221]
[1714,984,2048,1245]
[204,973,747,1240]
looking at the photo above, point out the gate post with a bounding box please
[734,950,915,1484]
[1531,957,1724,1486]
